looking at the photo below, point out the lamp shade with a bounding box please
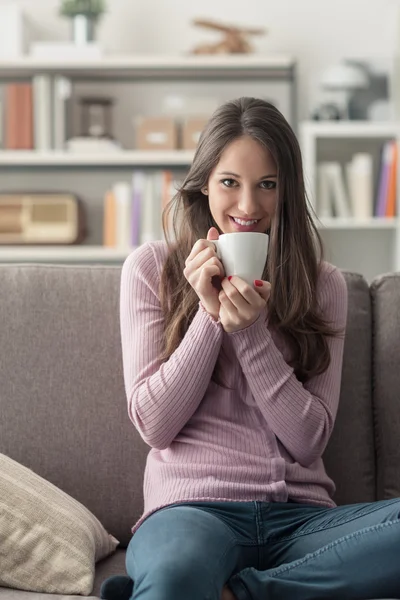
[321,62,369,90]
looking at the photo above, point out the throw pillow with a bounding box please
[0,453,119,595]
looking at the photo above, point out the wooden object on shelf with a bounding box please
[181,117,209,150]
[191,19,266,54]
[79,96,115,139]
[0,193,86,244]
[136,117,178,151]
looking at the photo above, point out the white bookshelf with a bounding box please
[0,54,296,264]
[300,121,400,207]
[300,121,400,281]
[0,55,295,79]
[317,217,399,229]
[0,150,194,166]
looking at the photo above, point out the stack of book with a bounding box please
[2,76,71,151]
[317,142,397,219]
[103,170,185,249]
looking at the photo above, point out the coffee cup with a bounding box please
[213,232,269,286]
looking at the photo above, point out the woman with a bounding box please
[102,97,400,599]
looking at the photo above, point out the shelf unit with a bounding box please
[0,150,194,166]
[0,54,296,264]
[0,55,296,82]
[300,121,400,281]
[317,217,399,229]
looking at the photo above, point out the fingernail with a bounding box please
[228,276,233,281]
[254,280,263,287]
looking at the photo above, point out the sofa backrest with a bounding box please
[370,274,400,501]
[0,265,396,547]
[0,264,146,548]
[323,272,375,504]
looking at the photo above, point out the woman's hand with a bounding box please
[184,227,225,321]
[219,276,271,333]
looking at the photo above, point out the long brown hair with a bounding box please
[159,97,340,384]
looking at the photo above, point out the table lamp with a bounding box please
[320,61,370,119]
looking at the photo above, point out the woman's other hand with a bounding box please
[184,227,225,321]
[219,276,271,333]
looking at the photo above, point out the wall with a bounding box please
[1,0,399,119]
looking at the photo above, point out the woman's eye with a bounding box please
[221,179,237,188]
[260,180,276,190]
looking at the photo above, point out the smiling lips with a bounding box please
[230,216,261,232]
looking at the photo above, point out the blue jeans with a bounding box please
[125,498,400,599]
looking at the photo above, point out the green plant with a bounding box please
[60,0,106,18]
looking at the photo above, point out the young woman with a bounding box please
[101,97,400,600]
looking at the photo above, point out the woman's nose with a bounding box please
[237,188,259,216]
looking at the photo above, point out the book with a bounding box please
[385,142,398,218]
[53,76,72,151]
[33,75,52,151]
[318,162,351,218]
[346,153,373,219]
[140,173,157,244]
[102,171,184,249]
[5,83,33,150]
[113,181,132,250]
[103,190,116,247]
[375,141,394,217]
[131,171,145,247]
[161,170,173,238]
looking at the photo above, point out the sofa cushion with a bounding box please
[323,272,376,505]
[371,273,400,500]
[0,453,118,595]
[0,591,98,600]
[0,265,148,548]
[92,549,127,598]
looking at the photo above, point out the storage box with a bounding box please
[136,117,177,151]
[182,117,209,150]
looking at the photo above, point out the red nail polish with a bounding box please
[255,280,263,287]
[228,276,233,281]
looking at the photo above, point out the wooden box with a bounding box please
[182,117,209,150]
[136,117,177,150]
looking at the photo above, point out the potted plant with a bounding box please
[60,0,106,44]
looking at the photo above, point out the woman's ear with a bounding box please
[202,187,208,195]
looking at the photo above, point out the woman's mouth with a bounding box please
[229,216,261,232]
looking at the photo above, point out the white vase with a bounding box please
[72,14,96,45]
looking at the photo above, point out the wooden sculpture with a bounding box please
[191,19,266,54]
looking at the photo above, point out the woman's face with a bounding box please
[205,135,278,234]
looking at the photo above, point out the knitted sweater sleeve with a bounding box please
[228,265,348,467]
[119,243,223,449]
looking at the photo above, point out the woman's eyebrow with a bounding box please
[217,171,277,179]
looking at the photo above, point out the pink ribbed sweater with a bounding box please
[120,241,348,533]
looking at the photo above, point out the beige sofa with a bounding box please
[0,263,399,600]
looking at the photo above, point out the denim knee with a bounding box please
[134,554,216,600]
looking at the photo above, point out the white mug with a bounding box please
[213,232,269,286]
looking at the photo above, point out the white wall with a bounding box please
[2,0,399,118]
